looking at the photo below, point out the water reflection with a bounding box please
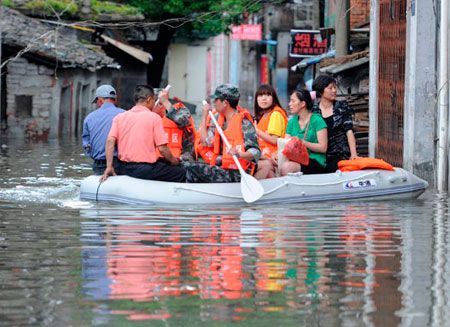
[77,201,448,325]
[0,139,448,326]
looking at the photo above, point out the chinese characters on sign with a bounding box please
[230,24,262,41]
[290,30,328,57]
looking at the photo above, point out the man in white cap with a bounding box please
[82,84,125,175]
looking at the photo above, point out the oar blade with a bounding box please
[240,172,264,203]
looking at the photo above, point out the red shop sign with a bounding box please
[230,24,262,41]
[290,30,328,58]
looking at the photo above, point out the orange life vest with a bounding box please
[256,106,288,158]
[338,158,394,172]
[162,116,183,158]
[214,107,255,171]
[160,101,196,159]
[195,109,218,164]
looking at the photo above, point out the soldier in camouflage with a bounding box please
[154,89,196,162]
[185,84,260,183]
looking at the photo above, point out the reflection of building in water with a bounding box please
[335,210,402,326]
[250,209,405,325]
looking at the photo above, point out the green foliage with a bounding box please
[128,0,264,39]
[23,0,78,16]
[2,0,13,8]
[12,0,141,18]
[91,0,141,16]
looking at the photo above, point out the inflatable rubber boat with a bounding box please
[79,168,428,205]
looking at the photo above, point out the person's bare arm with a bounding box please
[303,129,328,153]
[346,129,359,159]
[100,136,117,181]
[158,144,180,165]
[199,103,211,145]
[255,127,280,145]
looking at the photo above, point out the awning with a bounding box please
[319,56,369,74]
[290,50,335,72]
[100,34,153,64]
[40,20,153,65]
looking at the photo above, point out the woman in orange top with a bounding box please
[253,85,288,179]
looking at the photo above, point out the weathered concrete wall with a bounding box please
[6,58,113,139]
[6,58,54,139]
[237,41,258,112]
[403,1,437,186]
[269,0,320,31]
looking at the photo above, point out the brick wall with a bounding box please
[5,58,112,139]
[6,58,54,139]
[350,0,371,28]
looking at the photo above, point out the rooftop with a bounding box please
[0,6,119,71]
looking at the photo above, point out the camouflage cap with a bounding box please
[211,84,240,102]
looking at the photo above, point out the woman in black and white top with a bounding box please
[312,75,359,172]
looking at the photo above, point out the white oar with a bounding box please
[206,107,264,203]
[155,84,171,107]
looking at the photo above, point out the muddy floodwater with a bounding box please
[0,138,448,326]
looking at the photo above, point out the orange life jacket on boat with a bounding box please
[195,109,218,164]
[162,117,183,158]
[213,107,255,172]
[256,106,288,158]
[160,102,196,159]
[338,158,394,172]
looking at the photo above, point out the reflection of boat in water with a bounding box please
[80,168,428,205]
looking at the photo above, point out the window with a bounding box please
[15,95,32,117]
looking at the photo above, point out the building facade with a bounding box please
[0,7,119,140]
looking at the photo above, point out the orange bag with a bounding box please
[282,137,310,166]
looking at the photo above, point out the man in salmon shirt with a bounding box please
[100,85,186,182]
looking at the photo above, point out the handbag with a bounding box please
[282,117,310,166]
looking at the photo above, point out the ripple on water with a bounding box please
[0,140,447,326]
[0,176,84,207]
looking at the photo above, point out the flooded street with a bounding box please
[0,138,448,326]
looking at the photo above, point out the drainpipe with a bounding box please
[368,0,379,157]
[0,0,3,124]
[437,0,449,191]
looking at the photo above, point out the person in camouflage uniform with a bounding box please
[185,84,260,183]
[154,89,196,162]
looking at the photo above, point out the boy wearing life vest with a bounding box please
[185,84,261,183]
[153,89,197,162]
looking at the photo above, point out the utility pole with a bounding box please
[437,0,449,191]
[0,0,3,127]
[368,0,379,158]
[335,0,350,57]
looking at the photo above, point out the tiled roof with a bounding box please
[0,7,119,71]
